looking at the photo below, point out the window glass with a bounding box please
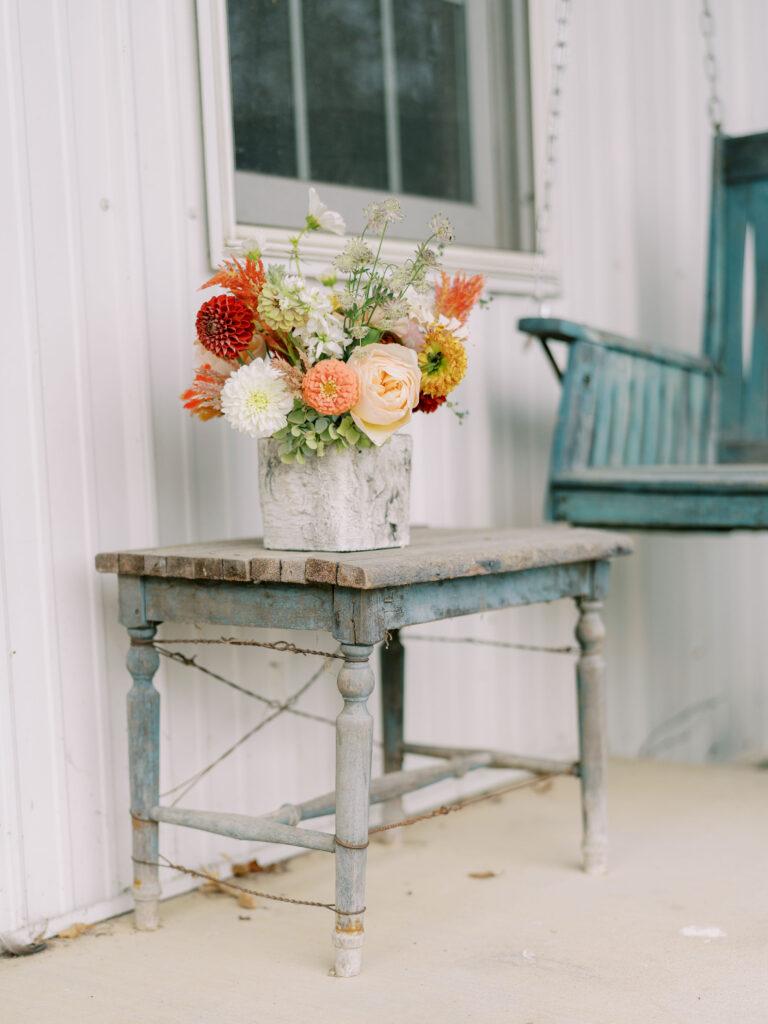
[226,0,534,251]
[303,0,389,190]
[394,0,472,202]
[229,0,296,178]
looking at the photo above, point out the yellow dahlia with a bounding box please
[417,324,467,398]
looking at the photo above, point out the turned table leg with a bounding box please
[380,628,405,831]
[575,598,608,875]
[333,643,374,978]
[127,624,161,929]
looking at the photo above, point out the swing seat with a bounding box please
[520,131,768,531]
[552,465,768,530]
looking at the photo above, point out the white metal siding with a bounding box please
[1,0,767,936]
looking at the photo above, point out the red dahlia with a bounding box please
[196,295,254,360]
[415,393,447,414]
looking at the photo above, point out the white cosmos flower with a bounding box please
[221,359,294,438]
[307,187,346,236]
[228,230,269,261]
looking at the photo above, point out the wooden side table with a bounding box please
[96,526,632,977]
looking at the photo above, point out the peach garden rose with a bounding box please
[346,343,421,445]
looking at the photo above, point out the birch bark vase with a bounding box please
[258,434,412,552]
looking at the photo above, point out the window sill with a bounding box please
[228,226,560,299]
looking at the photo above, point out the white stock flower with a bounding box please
[402,287,435,326]
[294,310,351,361]
[221,359,293,438]
[291,288,351,360]
[307,187,346,235]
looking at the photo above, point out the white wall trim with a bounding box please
[195,0,562,298]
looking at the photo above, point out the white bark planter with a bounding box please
[258,434,412,552]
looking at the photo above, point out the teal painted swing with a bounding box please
[520,17,768,530]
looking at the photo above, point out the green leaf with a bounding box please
[305,435,318,449]
[291,425,302,437]
[361,326,383,345]
[314,417,329,433]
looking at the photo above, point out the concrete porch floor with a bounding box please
[4,759,767,1023]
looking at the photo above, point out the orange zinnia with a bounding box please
[302,359,359,416]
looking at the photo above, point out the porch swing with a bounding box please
[519,2,768,529]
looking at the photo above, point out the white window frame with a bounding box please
[196,0,561,297]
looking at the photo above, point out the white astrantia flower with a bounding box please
[364,197,403,232]
[334,238,374,273]
[429,212,454,243]
[306,188,346,236]
[221,359,294,438]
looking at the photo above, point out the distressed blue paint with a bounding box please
[126,624,161,930]
[379,629,405,828]
[104,527,630,973]
[520,130,768,531]
[331,560,616,644]
[141,576,335,631]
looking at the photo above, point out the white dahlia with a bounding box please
[221,359,293,438]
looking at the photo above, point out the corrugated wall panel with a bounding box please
[2,0,768,937]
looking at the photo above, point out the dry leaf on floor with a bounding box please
[232,858,287,877]
[237,891,258,910]
[199,879,226,895]
[58,923,92,940]
[467,870,498,880]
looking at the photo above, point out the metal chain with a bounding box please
[700,0,724,133]
[532,0,573,314]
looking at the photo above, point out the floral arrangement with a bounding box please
[182,189,484,462]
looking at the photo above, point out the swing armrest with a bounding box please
[518,317,716,375]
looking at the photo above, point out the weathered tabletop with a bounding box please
[102,524,632,975]
[96,526,632,590]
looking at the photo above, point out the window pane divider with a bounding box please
[288,0,310,180]
[380,0,402,194]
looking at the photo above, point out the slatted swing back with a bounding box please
[706,131,768,463]
[520,131,768,529]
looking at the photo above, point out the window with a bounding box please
[225,0,534,251]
